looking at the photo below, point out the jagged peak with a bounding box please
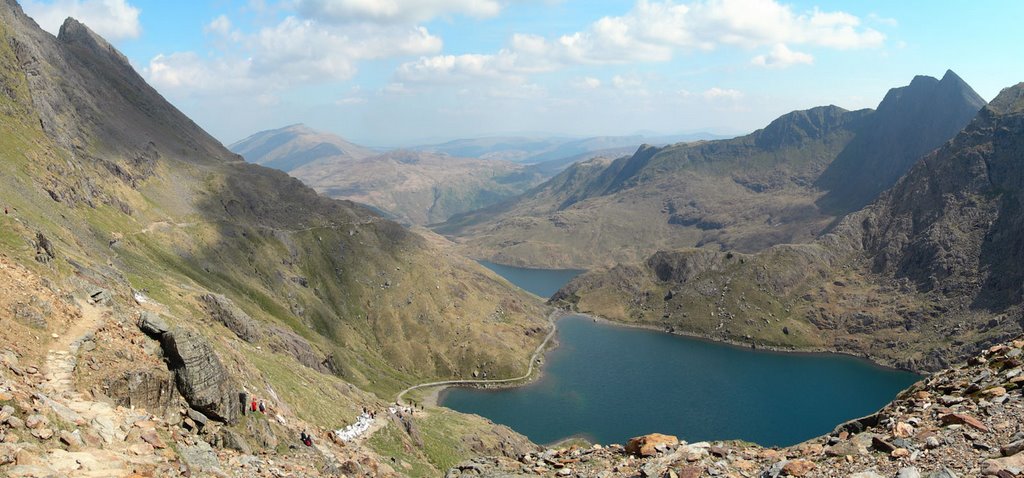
[876,70,984,114]
[941,69,966,84]
[57,17,131,69]
[985,82,1024,116]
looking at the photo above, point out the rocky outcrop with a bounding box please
[199,294,262,343]
[102,369,175,414]
[267,325,331,373]
[158,327,240,424]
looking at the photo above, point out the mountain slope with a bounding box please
[436,73,984,269]
[1,0,549,433]
[230,123,377,171]
[553,83,1024,372]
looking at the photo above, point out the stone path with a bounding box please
[26,300,160,478]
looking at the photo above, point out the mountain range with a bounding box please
[231,126,711,226]
[411,132,728,164]
[436,71,985,269]
[554,81,1024,373]
[231,125,550,225]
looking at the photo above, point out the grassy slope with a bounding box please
[439,128,853,269]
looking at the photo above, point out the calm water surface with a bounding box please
[446,266,921,447]
[478,260,584,298]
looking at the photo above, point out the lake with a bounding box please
[445,265,922,447]
[478,260,584,298]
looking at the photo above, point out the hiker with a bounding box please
[258,400,266,414]
[251,398,258,412]
[301,430,312,447]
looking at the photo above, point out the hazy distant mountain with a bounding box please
[231,125,545,224]
[436,72,984,269]
[291,149,545,225]
[229,124,377,171]
[555,81,1024,373]
[413,133,728,164]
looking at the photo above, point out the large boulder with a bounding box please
[199,294,262,343]
[625,433,679,457]
[160,327,239,423]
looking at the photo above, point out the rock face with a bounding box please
[102,369,175,414]
[268,325,330,373]
[158,327,239,423]
[199,294,262,343]
[816,70,986,212]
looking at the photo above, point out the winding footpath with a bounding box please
[395,309,563,406]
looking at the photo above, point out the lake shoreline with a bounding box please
[575,310,921,375]
[440,311,920,446]
[429,308,921,411]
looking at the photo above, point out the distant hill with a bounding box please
[231,125,546,224]
[229,123,377,171]
[413,133,728,164]
[435,72,985,269]
[291,149,546,225]
[554,81,1024,373]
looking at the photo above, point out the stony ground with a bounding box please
[0,254,403,477]
[448,338,1024,478]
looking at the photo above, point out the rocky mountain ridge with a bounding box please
[553,82,1024,373]
[437,72,985,269]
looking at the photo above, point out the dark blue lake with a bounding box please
[444,266,921,447]
[478,260,584,298]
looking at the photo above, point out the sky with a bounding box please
[18,0,1024,147]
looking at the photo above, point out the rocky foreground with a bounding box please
[448,338,1024,478]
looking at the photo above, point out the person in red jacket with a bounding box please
[251,398,258,412]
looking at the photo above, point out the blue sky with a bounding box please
[19,0,1024,146]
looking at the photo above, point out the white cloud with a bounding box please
[396,0,884,83]
[204,15,232,36]
[294,0,504,23]
[147,15,443,95]
[751,43,813,68]
[22,0,141,40]
[573,77,602,89]
[611,74,643,89]
[867,13,898,27]
[703,87,743,100]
